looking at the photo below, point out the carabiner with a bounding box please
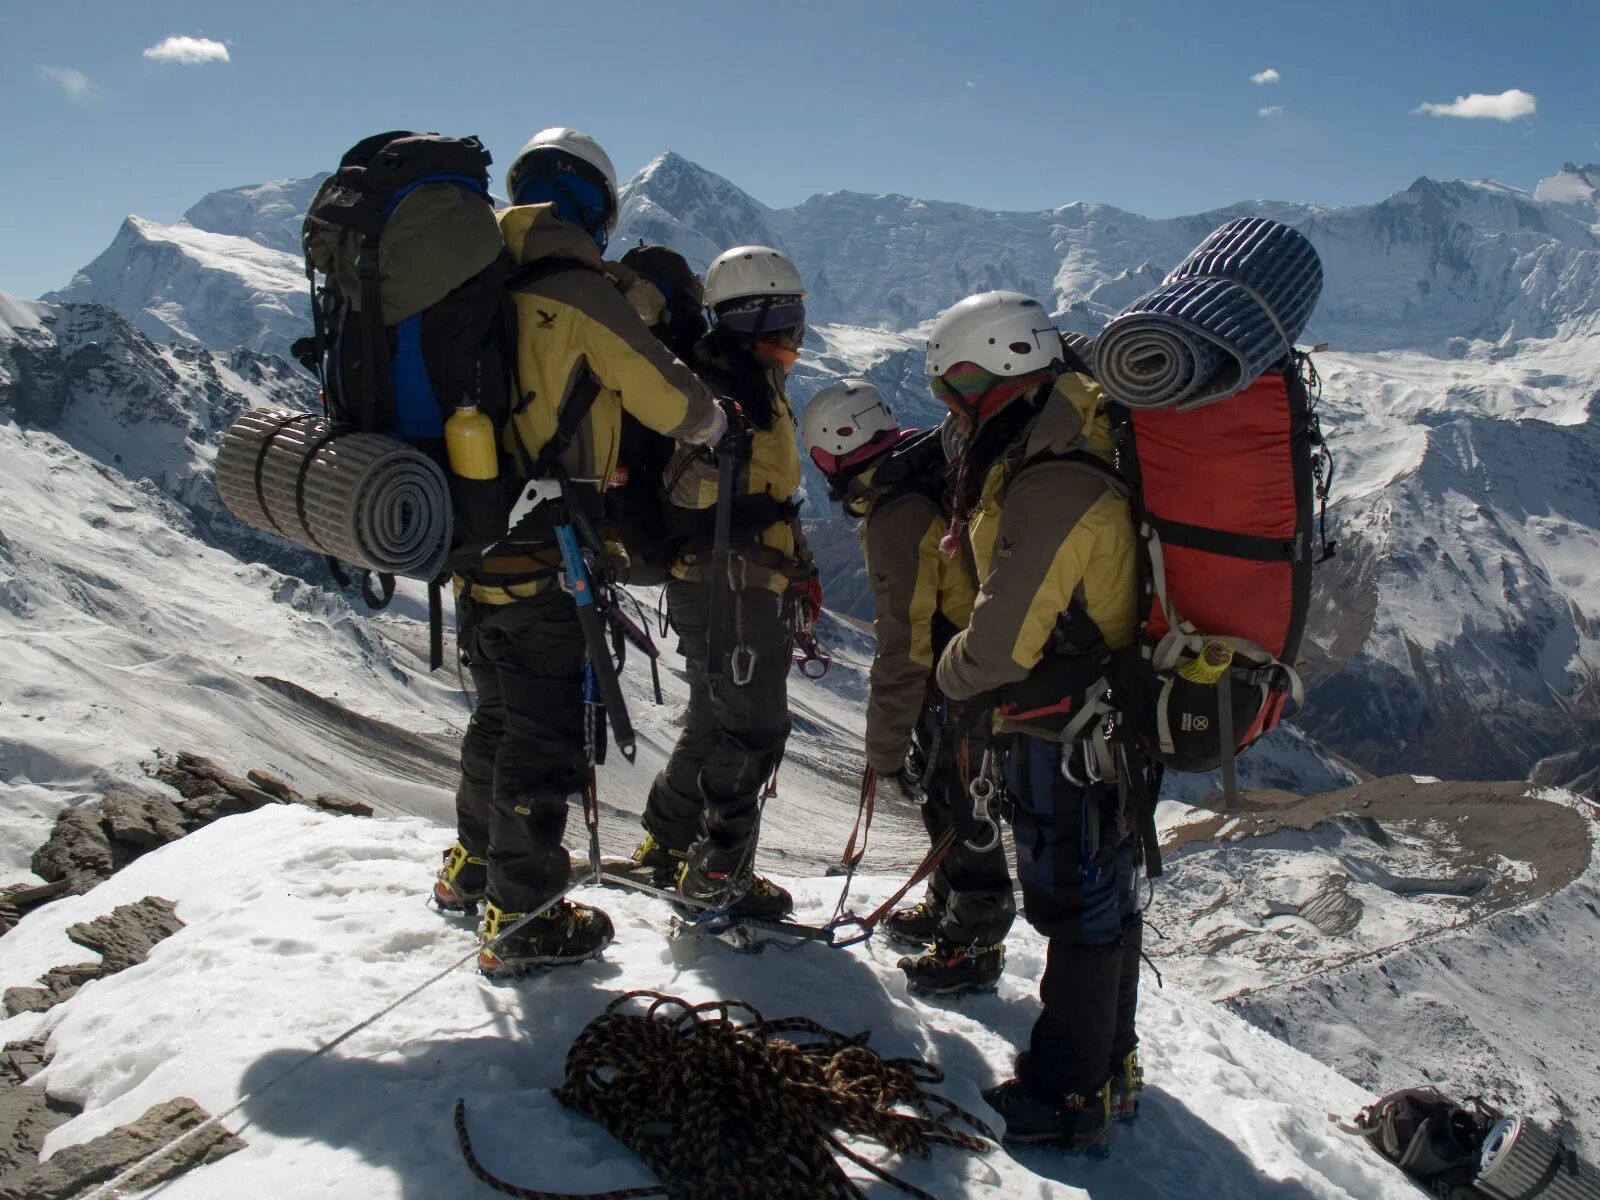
[965,797,1002,854]
[964,773,1002,853]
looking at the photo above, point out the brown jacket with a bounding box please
[862,485,978,774]
[935,372,1138,735]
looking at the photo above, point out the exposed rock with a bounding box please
[0,1040,78,1181]
[1297,875,1364,938]
[99,789,189,849]
[0,1096,243,1200]
[67,897,183,971]
[0,881,71,936]
[315,792,374,818]
[29,808,123,893]
[3,898,183,1018]
[162,753,281,809]
[246,769,304,805]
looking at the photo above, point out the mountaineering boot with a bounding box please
[981,1078,1112,1154]
[626,833,689,888]
[476,900,614,976]
[433,843,487,912]
[898,940,1005,996]
[677,855,794,920]
[881,898,943,948]
[1109,1050,1143,1122]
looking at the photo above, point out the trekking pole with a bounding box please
[552,506,637,763]
[704,411,745,687]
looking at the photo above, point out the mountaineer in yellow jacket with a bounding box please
[431,127,722,976]
[800,379,1016,995]
[928,291,1156,1154]
[625,246,816,920]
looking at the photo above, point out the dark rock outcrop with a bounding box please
[3,897,184,1017]
[0,1040,242,1200]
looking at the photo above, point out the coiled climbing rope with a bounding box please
[455,990,994,1200]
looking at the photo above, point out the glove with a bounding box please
[682,401,727,448]
[880,769,922,805]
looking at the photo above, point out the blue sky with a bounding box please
[4,0,1597,299]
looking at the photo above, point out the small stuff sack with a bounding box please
[296,130,515,568]
[1108,354,1326,778]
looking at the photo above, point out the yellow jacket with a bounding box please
[935,372,1138,737]
[498,204,718,487]
[457,206,718,605]
[861,480,978,774]
[665,334,807,594]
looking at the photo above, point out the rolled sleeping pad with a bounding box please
[1477,1115,1600,1200]
[1096,217,1323,412]
[216,408,451,581]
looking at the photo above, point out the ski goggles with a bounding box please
[714,295,806,339]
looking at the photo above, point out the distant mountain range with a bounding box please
[11,154,1600,791]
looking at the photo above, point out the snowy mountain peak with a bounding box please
[1535,162,1600,214]
[615,151,783,271]
[44,215,307,358]
[182,174,327,256]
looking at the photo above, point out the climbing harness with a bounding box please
[455,991,994,1200]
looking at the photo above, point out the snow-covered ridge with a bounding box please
[44,216,308,359]
[0,803,1428,1199]
[15,153,1600,785]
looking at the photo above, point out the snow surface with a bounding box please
[1227,790,1600,1141]
[0,804,1422,1200]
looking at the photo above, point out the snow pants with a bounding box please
[1004,733,1147,1099]
[454,588,586,913]
[914,709,1016,947]
[644,577,792,870]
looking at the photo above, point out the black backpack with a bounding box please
[296,131,518,571]
[1349,1088,1498,1200]
[603,244,710,585]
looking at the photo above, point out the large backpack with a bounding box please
[296,131,518,575]
[604,244,710,585]
[1106,351,1333,797]
[1347,1088,1499,1200]
[1006,352,1332,803]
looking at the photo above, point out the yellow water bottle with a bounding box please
[444,400,499,480]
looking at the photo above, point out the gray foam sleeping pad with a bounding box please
[215,408,451,581]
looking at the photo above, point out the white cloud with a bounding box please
[143,36,231,65]
[1413,88,1536,121]
[1251,68,1280,85]
[1259,106,1284,118]
[37,65,96,104]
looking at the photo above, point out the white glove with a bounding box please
[683,401,727,448]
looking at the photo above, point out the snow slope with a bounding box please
[0,804,1423,1200]
[1226,790,1600,1143]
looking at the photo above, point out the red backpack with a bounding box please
[1105,351,1334,799]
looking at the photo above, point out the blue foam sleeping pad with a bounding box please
[1095,218,1323,411]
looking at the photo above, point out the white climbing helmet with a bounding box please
[802,379,900,475]
[704,245,806,309]
[504,127,620,233]
[924,290,1063,379]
